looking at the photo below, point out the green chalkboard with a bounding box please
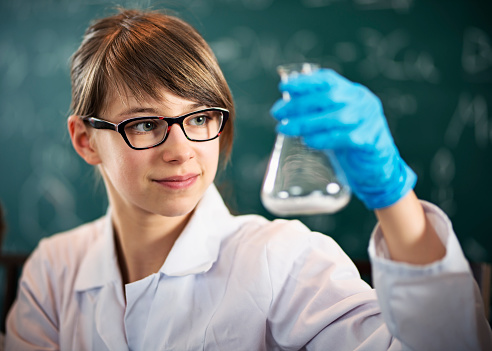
[1,0,491,265]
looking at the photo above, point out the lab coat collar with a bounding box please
[160,184,239,276]
[74,210,122,291]
[74,184,238,291]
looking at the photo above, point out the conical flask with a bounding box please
[261,63,351,216]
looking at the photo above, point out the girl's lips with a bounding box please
[154,174,199,190]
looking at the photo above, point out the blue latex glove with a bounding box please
[270,68,417,210]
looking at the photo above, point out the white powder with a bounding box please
[261,192,351,216]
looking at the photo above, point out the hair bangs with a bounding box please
[70,8,235,164]
[102,15,222,111]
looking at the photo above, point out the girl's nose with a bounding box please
[159,124,195,163]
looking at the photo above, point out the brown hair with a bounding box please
[70,8,235,163]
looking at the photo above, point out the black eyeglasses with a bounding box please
[82,107,229,150]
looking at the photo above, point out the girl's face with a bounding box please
[90,88,220,219]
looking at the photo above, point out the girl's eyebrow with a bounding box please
[116,107,159,118]
[115,102,206,119]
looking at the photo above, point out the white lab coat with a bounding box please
[6,185,492,350]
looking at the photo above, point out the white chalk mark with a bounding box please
[462,27,492,75]
[444,93,489,148]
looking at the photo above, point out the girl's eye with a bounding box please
[129,120,157,132]
[188,115,208,126]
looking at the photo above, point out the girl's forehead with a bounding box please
[101,85,203,118]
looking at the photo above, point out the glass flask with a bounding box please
[261,63,351,216]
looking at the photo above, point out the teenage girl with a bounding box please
[6,8,491,350]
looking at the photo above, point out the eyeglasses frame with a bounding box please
[81,107,230,150]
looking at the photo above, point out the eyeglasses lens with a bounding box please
[123,110,224,148]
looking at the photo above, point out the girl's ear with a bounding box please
[67,115,102,165]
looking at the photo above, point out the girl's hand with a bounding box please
[270,69,416,210]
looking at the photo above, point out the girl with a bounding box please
[6,8,491,350]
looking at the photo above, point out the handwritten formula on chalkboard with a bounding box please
[0,0,491,263]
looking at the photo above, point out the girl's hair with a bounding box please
[70,8,235,163]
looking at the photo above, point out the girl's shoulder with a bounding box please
[37,216,107,258]
[24,216,108,279]
[232,213,335,245]
[229,214,346,265]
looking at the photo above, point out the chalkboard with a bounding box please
[1,0,491,266]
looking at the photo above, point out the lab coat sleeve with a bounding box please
[369,200,492,351]
[264,219,400,350]
[5,240,60,351]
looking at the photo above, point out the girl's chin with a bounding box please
[150,199,199,218]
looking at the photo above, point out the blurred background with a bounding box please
[0,0,491,267]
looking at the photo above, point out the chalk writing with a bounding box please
[358,28,440,83]
[430,148,456,216]
[462,27,492,76]
[445,93,489,148]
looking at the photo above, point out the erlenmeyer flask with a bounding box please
[261,63,351,216]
